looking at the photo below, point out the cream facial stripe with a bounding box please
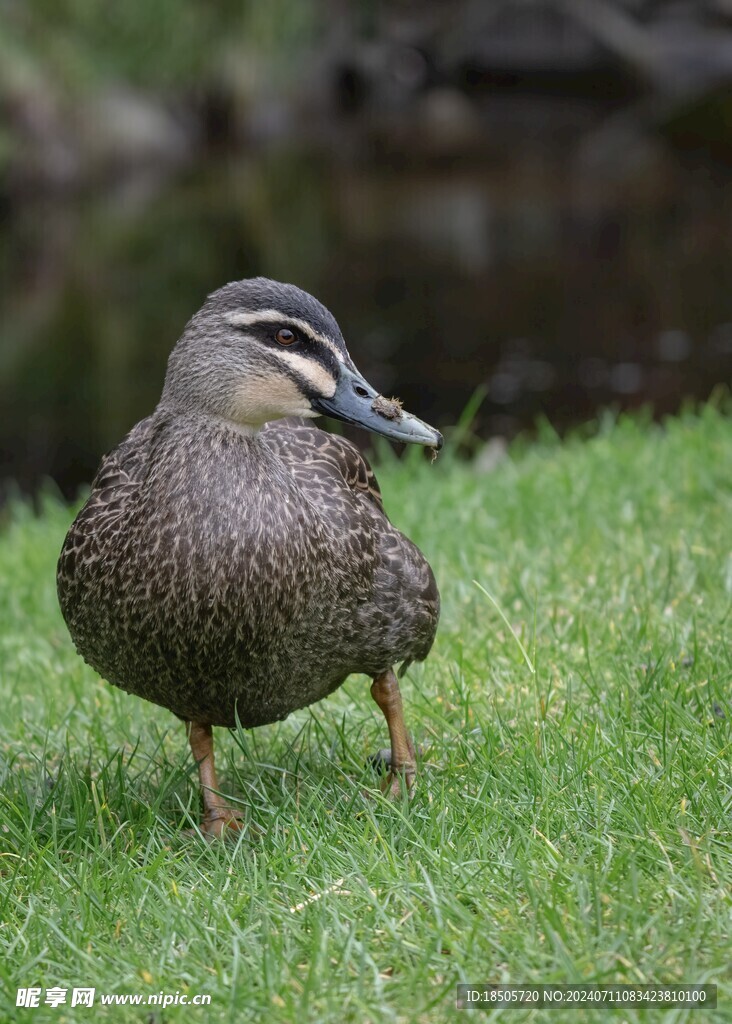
[267,348,338,398]
[225,309,345,362]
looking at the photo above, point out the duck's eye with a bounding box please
[275,328,298,346]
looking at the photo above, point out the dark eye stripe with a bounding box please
[241,319,315,342]
[238,318,342,377]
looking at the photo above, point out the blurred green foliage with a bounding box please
[1,0,319,93]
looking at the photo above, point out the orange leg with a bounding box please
[370,668,416,798]
[187,722,244,837]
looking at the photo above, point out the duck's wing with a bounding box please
[260,419,385,514]
[261,419,440,670]
[57,415,157,616]
[93,416,155,488]
[83,415,157,514]
[60,415,155,559]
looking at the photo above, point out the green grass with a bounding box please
[1,407,730,1023]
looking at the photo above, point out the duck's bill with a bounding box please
[311,365,443,450]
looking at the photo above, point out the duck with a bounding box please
[57,278,442,836]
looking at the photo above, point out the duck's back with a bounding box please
[57,416,439,727]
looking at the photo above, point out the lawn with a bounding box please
[0,407,730,1023]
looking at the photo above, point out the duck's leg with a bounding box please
[370,668,416,798]
[186,722,244,837]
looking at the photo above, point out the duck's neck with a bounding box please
[156,403,260,441]
[206,415,258,440]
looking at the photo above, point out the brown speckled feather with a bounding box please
[57,278,440,732]
[262,418,385,512]
[58,416,439,728]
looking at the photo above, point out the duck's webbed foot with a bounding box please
[199,807,246,838]
[370,668,416,798]
[186,721,244,838]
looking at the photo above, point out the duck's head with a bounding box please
[162,278,442,449]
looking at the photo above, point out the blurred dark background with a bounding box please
[2,0,732,502]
